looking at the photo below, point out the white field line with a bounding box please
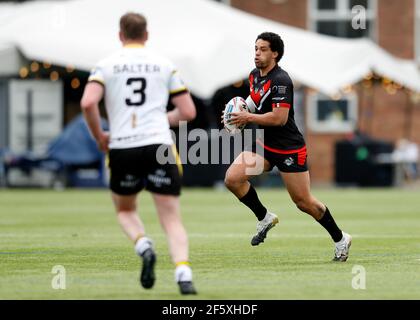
[0,233,419,239]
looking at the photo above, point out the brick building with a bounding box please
[218,0,420,184]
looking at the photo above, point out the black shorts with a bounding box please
[108,144,182,196]
[247,140,308,173]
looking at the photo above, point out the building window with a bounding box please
[309,0,376,39]
[307,92,358,133]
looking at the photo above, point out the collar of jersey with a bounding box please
[123,44,144,48]
[260,64,280,77]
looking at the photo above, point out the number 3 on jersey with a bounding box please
[126,77,146,106]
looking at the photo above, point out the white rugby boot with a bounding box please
[251,212,279,246]
[333,232,352,262]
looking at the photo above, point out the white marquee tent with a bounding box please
[0,0,419,98]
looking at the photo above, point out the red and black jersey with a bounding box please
[249,65,305,151]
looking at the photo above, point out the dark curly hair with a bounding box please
[256,32,284,62]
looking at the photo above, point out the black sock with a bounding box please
[239,185,267,221]
[317,207,343,242]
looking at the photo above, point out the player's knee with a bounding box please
[224,174,235,190]
[224,171,242,190]
[294,198,310,213]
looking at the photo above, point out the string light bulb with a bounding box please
[364,73,373,81]
[50,71,59,81]
[382,77,392,86]
[30,61,39,72]
[362,79,372,89]
[19,67,29,78]
[66,65,75,73]
[342,84,353,94]
[71,78,80,89]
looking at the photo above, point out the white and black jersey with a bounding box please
[88,44,188,149]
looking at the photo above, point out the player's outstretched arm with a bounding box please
[80,82,109,152]
[167,92,196,127]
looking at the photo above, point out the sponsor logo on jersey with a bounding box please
[284,157,294,166]
[272,85,287,94]
[120,174,140,188]
[148,169,171,187]
[272,97,286,101]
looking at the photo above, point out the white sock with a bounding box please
[175,265,193,283]
[134,237,153,256]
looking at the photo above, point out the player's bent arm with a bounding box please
[244,95,288,126]
[80,82,108,151]
[168,92,197,127]
[248,107,289,126]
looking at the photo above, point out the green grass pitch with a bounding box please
[0,188,419,299]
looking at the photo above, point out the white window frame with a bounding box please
[308,0,377,41]
[307,91,358,133]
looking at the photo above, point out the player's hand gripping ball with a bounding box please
[223,96,249,134]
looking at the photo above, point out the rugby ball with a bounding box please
[223,96,248,134]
